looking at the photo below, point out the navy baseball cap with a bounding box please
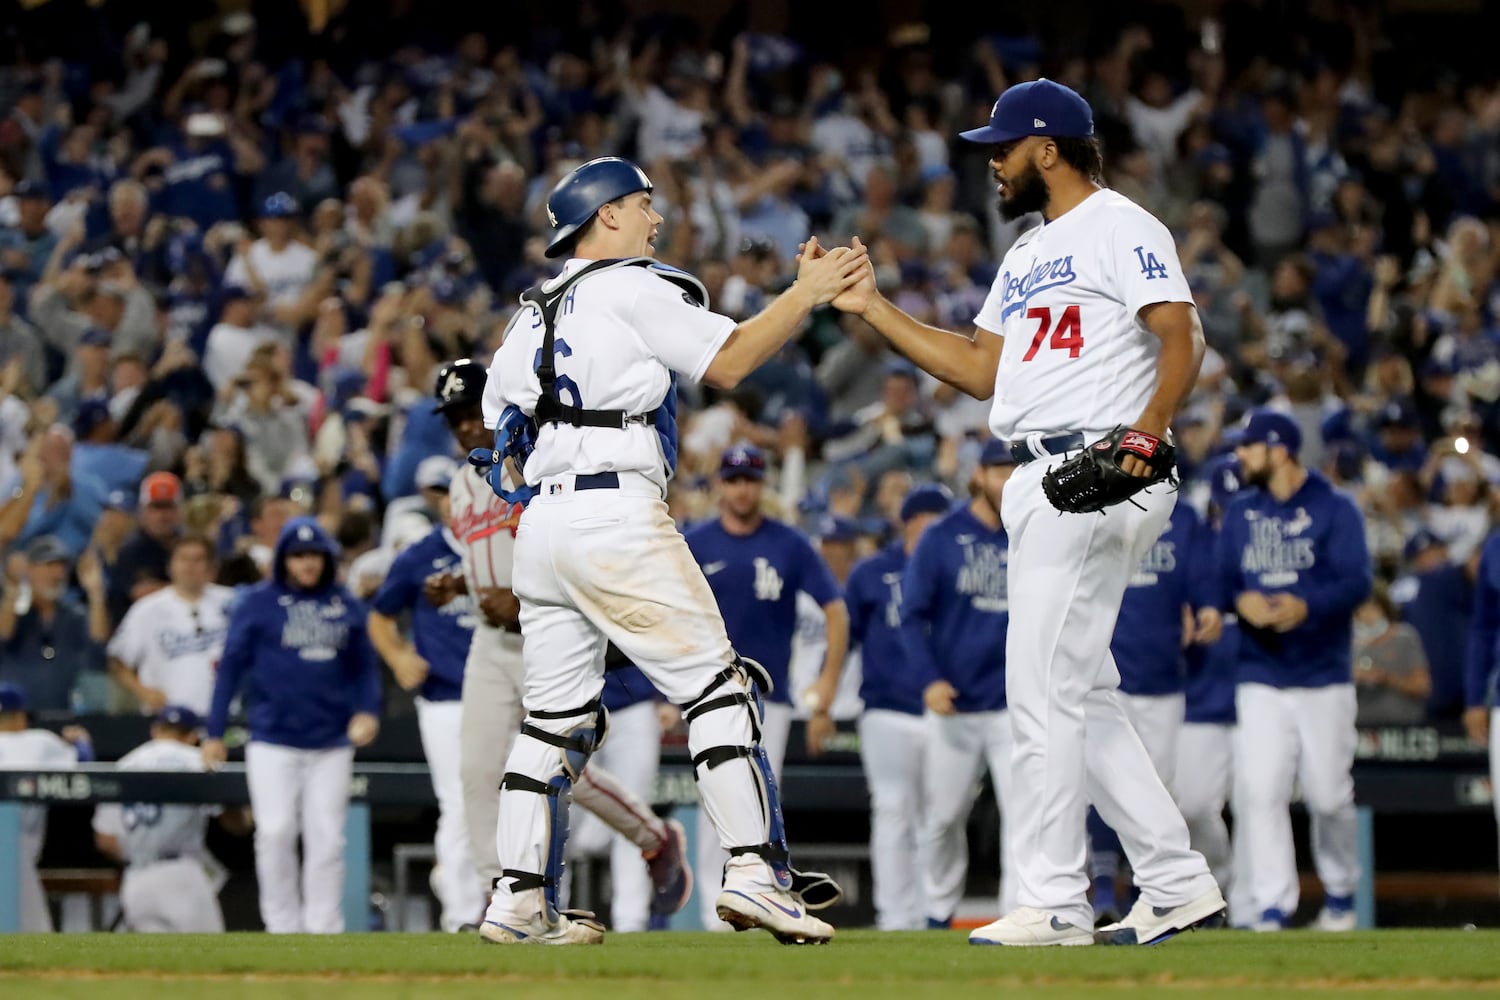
[900,483,953,521]
[1238,409,1302,455]
[1403,528,1446,561]
[979,438,1017,467]
[79,326,112,348]
[816,515,861,544]
[73,398,113,438]
[156,704,203,730]
[1377,397,1420,429]
[12,178,48,200]
[26,535,70,565]
[261,191,300,218]
[720,445,767,481]
[0,683,26,713]
[1204,455,1242,510]
[960,79,1095,145]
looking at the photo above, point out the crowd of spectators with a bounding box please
[1,0,1497,726]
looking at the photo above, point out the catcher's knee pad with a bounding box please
[683,655,791,882]
[497,699,607,915]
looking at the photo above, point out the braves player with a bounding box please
[685,444,849,929]
[901,441,1016,928]
[93,705,244,932]
[107,535,234,715]
[476,156,864,944]
[203,517,382,934]
[367,513,487,933]
[1174,455,1242,913]
[432,359,692,930]
[0,683,91,932]
[1090,500,1214,923]
[816,78,1223,945]
[1224,409,1372,932]
[846,484,953,930]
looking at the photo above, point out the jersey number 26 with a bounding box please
[1020,305,1084,361]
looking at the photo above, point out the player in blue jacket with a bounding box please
[845,482,954,930]
[1222,410,1372,932]
[203,517,381,934]
[1089,500,1215,924]
[901,439,1015,928]
[367,520,486,933]
[1174,454,1243,918]
[685,444,849,928]
[1463,529,1500,866]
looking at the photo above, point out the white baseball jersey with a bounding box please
[448,464,522,592]
[974,189,1194,439]
[93,739,217,865]
[483,259,735,491]
[108,585,234,715]
[0,729,78,863]
[225,239,319,311]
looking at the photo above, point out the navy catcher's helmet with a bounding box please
[544,157,653,258]
[431,358,487,414]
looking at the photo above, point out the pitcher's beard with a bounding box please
[998,161,1049,221]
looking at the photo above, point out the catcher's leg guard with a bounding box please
[494,699,608,922]
[684,656,794,889]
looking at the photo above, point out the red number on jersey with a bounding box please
[1020,305,1084,361]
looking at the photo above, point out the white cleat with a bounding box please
[968,906,1094,947]
[715,888,835,945]
[1312,906,1358,932]
[478,909,605,945]
[1095,887,1227,945]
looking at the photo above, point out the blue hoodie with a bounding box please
[1184,515,1237,725]
[1464,532,1500,710]
[1218,470,1372,689]
[899,504,1008,713]
[846,540,923,715]
[208,517,381,749]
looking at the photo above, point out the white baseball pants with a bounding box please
[244,741,353,933]
[459,623,526,890]
[570,700,663,931]
[1232,682,1359,918]
[696,700,791,929]
[417,696,487,931]
[921,709,1015,924]
[858,709,928,930]
[121,858,224,932]
[1173,721,1235,904]
[1001,457,1216,929]
[1120,692,1184,786]
[492,473,782,924]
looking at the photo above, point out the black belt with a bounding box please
[1007,431,1085,464]
[575,472,619,490]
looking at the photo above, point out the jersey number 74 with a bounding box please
[1020,305,1084,361]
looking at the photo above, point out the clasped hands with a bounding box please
[794,235,877,314]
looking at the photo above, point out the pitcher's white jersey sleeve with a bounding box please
[978,190,1195,440]
[483,261,734,485]
[93,740,215,864]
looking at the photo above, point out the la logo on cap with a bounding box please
[1034,118,1046,127]
[298,525,314,542]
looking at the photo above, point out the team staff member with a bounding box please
[685,443,849,930]
[1223,410,1371,932]
[203,517,381,934]
[846,483,952,930]
[368,508,487,934]
[433,360,690,927]
[1463,529,1500,882]
[901,441,1016,928]
[93,705,250,932]
[812,77,1222,946]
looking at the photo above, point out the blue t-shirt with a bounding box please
[1112,506,1201,696]
[685,516,840,704]
[369,528,474,703]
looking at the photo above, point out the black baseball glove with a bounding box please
[1041,426,1177,514]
